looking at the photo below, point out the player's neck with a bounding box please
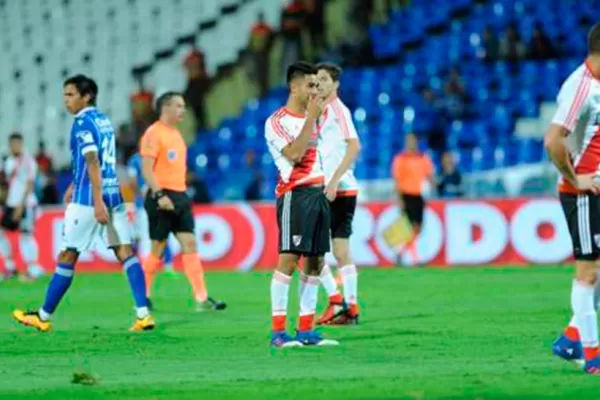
[586,55,600,80]
[284,98,305,116]
[159,116,177,127]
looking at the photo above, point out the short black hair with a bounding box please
[316,62,342,82]
[156,91,184,114]
[286,61,317,85]
[9,132,23,141]
[588,23,600,54]
[63,74,98,106]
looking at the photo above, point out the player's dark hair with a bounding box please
[588,23,600,54]
[63,74,98,106]
[286,61,317,86]
[9,132,23,141]
[156,91,184,114]
[316,62,342,82]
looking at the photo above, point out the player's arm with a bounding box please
[544,124,578,187]
[76,126,109,223]
[281,97,323,163]
[140,131,175,211]
[329,106,362,187]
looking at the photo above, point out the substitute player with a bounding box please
[266,61,337,347]
[140,92,225,311]
[547,23,600,375]
[127,152,177,280]
[12,74,153,332]
[312,62,361,325]
[0,133,43,280]
[391,133,434,265]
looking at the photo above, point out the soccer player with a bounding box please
[391,133,434,265]
[12,75,154,332]
[265,61,338,347]
[312,62,361,325]
[140,92,225,311]
[127,152,177,278]
[0,133,43,280]
[546,23,600,375]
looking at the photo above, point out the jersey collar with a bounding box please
[75,106,96,117]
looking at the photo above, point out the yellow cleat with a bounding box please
[12,309,51,332]
[129,315,155,332]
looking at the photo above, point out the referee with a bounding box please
[140,92,225,311]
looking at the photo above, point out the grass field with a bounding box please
[1,266,599,399]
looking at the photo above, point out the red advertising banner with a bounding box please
[6,198,572,273]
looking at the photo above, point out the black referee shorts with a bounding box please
[276,185,331,257]
[559,192,600,261]
[399,193,425,226]
[144,190,195,241]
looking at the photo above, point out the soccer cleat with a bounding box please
[330,312,360,325]
[196,297,227,312]
[12,310,51,332]
[296,330,339,346]
[129,315,156,332]
[552,334,583,364]
[271,331,303,348]
[584,356,600,375]
[317,297,347,325]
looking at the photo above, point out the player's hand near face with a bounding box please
[324,181,338,202]
[157,195,175,211]
[576,174,600,194]
[94,201,109,224]
[307,96,325,120]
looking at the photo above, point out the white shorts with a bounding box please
[133,207,149,240]
[61,203,133,252]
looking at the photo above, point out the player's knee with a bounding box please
[58,250,78,265]
[150,241,167,257]
[113,245,133,262]
[575,260,597,285]
[277,255,297,275]
[181,239,197,254]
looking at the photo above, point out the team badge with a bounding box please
[292,235,302,247]
[168,149,177,160]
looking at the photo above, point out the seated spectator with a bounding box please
[243,150,263,202]
[280,0,306,80]
[186,171,211,204]
[437,152,464,198]
[247,12,274,97]
[35,140,53,174]
[499,23,526,61]
[130,85,155,136]
[443,67,467,119]
[35,140,59,205]
[528,25,556,59]
[481,26,499,61]
[420,88,446,155]
[183,46,210,129]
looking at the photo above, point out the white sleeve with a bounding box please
[332,101,358,139]
[552,73,590,133]
[341,105,358,140]
[265,117,293,152]
[26,157,37,180]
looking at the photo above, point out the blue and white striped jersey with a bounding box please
[70,106,123,208]
[127,153,146,208]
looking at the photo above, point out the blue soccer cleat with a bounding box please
[295,330,339,346]
[552,334,583,364]
[584,356,600,375]
[270,331,303,348]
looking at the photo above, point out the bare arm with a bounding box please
[141,156,160,194]
[281,116,317,163]
[84,152,104,204]
[329,138,361,185]
[544,124,577,187]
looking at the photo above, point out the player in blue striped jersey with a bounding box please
[12,75,155,332]
[127,153,177,278]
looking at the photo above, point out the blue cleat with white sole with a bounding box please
[552,334,583,364]
[584,356,600,375]
[296,330,339,346]
[271,331,303,348]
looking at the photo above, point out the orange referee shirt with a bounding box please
[140,120,187,192]
[392,151,434,196]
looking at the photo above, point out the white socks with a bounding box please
[339,264,358,305]
[299,275,319,317]
[320,265,339,297]
[0,234,14,272]
[271,270,291,318]
[136,306,150,319]
[572,280,599,349]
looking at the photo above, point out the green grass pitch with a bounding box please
[1,266,599,399]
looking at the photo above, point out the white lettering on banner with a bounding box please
[374,205,443,264]
[510,199,571,263]
[237,204,266,271]
[194,214,232,261]
[445,202,508,264]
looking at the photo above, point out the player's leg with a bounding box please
[162,241,178,275]
[142,194,170,297]
[0,208,19,279]
[270,252,302,347]
[553,193,600,374]
[19,207,43,279]
[399,195,423,265]
[332,238,359,324]
[108,204,154,331]
[144,240,167,299]
[295,188,338,346]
